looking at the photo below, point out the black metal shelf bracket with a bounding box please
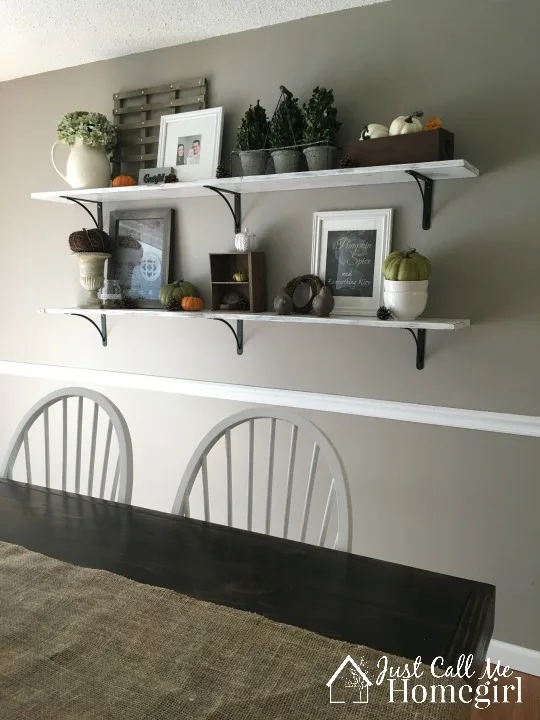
[405,328,426,370]
[69,313,108,347]
[60,197,104,230]
[405,171,434,231]
[204,186,242,234]
[213,318,244,355]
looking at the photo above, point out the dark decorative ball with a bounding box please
[376,306,393,320]
[119,296,137,310]
[216,164,231,179]
[221,291,243,310]
[166,297,181,312]
[284,275,324,314]
[340,155,355,169]
[164,173,179,183]
[237,296,250,311]
[69,227,111,253]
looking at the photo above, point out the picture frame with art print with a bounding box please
[157,107,223,181]
[109,208,173,308]
[311,209,393,315]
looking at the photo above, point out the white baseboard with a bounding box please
[0,360,539,438]
[488,640,540,677]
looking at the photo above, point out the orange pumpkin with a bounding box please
[181,296,204,311]
[112,174,137,187]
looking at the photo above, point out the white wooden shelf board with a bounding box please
[38,308,470,331]
[31,160,479,204]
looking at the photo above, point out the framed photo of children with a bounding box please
[311,209,393,315]
[157,107,223,181]
[108,208,173,308]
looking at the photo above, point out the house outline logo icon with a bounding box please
[326,655,373,704]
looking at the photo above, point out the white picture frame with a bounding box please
[311,209,393,316]
[157,107,223,182]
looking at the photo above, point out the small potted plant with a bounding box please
[236,100,270,176]
[302,87,341,171]
[52,111,117,189]
[269,93,305,174]
[382,248,431,320]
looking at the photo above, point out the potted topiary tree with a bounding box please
[302,87,341,171]
[236,100,270,176]
[269,93,305,174]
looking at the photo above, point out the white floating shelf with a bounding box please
[38,309,470,368]
[38,308,469,331]
[31,160,478,204]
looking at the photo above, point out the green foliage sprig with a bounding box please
[303,87,341,145]
[57,111,117,153]
[269,95,304,148]
[237,100,270,151]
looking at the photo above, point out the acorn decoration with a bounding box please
[376,306,393,320]
[119,296,137,309]
[216,164,231,179]
[69,227,111,253]
[166,297,182,312]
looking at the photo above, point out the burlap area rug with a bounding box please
[0,541,470,720]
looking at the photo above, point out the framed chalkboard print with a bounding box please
[311,209,393,315]
[109,208,173,308]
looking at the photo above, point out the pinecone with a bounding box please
[237,297,250,311]
[164,173,179,183]
[166,297,181,312]
[377,306,393,320]
[340,155,355,169]
[119,296,137,309]
[216,164,231,179]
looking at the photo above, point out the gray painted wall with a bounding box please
[0,0,539,649]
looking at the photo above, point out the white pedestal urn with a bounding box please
[383,279,429,320]
[73,253,111,308]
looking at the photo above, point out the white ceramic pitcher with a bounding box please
[51,137,111,189]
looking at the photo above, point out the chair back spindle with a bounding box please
[172,408,350,551]
[0,387,133,504]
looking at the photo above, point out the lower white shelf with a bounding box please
[38,308,470,370]
[38,308,469,331]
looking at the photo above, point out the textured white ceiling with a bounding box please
[0,0,391,82]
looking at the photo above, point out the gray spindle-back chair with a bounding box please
[0,387,133,503]
[172,408,351,551]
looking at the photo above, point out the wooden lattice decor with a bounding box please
[112,78,207,176]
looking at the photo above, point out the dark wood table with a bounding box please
[0,478,495,671]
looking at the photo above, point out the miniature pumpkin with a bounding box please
[389,111,424,136]
[233,271,248,282]
[382,248,431,281]
[424,116,442,131]
[159,280,198,307]
[360,123,389,140]
[181,296,204,311]
[112,174,137,187]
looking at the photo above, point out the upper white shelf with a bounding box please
[38,308,470,331]
[31,160,479,204]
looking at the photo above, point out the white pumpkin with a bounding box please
[389,111,424,136]
[360,123,389,140]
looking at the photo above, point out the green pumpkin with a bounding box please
[159,280,198,307]
[382,249,431,281]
